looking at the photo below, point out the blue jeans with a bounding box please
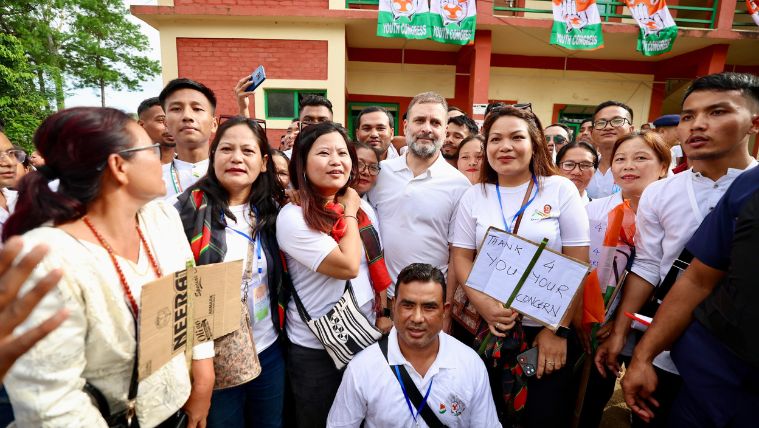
[207,342,285,428]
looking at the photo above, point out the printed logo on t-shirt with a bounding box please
[449,394,466,416]
[439,403,447,414]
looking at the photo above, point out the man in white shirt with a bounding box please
[354,106,399,161]
[367,92,471,314]
[0,131,19,235]
[586,101,634,199]
[596,72,759,427]
[327,263,500,428]
[159,78,218,201]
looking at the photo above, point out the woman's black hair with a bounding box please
[3,107,135,241]
[190,116,285,235]
[555,141,599,168]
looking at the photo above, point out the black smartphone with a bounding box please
[517,346,538,377]
[246,65,266,92]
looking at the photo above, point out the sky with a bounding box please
[64,1,162,113]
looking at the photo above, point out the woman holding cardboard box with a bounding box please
[450,106,590,427]
[1,107,215,427]
[175,116,290,428]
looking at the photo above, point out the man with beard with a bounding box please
[355,106,398,161]
[367,92,470,328]
[137,97,175,164]
[442,115,478,168]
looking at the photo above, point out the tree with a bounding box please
[65,0,160,107]
[0,33,49,150]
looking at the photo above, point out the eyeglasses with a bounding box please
[218,116,267,133]
[490,103,533,114]
[546,135,568,144]
[117,143,161,157]
[0,149,27,163]
[559,161,595,172]
[593,117,630,130]
[357,161,380,176]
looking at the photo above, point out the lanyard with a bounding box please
[221,208,263,278]
[170,161,182,194]
[394,365,433,428]
[495,174,538,233]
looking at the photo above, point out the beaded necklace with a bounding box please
[82,216,163,317]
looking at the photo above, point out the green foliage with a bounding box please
[0,33,49,150]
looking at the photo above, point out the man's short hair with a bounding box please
[448,115,478,136]
[395,263,447,301]
[159,78,217,112]
[682,72,759,108]
[355,106,394,130]
[137,97,161,118]
[448,105,465,115]
[579,118,593,128]
[546,122,572,136]
[485,102,507,117]
[299,94,333,115]
[593,100,634,123]
[407,92,448,117]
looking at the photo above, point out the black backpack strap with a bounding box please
[377,336,447,428]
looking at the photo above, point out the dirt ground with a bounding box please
[600,375,632,428]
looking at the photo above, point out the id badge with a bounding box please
[251,282,269,322]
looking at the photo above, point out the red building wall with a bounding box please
[176,37,328,142]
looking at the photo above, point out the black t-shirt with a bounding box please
[687,166,759,367]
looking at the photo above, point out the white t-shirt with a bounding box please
[327,329,501,428]
[385,144,399,160]
[632,161,757,373]
[276,199,378,349]
[586,167,620,200]
[162,158,209,203]
[0,187,17,236]
[367,153,471,294]
[669,145,683,170]
[450,176,590,326]
[223,204,278,353]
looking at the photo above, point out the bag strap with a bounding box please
[654,248,693,304]
[378,336,447,428]
[511,178,535,235]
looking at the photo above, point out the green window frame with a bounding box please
[347,101,400,140]
[264,89,328,120]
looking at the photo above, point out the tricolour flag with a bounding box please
[748,0,759,26]
[550,0,604,50]
[377,0,431,40]
[624,0,678,56]
[429,0,477,45]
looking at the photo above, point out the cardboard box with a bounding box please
[138,260,242,380]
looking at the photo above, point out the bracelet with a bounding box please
[343,215,358,222]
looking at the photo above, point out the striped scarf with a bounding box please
[176,189,227,265]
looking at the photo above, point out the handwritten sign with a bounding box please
[139,260,243,380]
[466,227,590,330]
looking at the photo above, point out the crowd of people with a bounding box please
[0,70,756,428]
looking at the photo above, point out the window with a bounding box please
[264,89,327,120]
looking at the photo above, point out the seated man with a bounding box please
[327,263,500,428]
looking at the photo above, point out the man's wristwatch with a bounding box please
[555,326,570,339]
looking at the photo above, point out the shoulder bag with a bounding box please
[290,280,382,369]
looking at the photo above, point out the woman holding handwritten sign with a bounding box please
[450,106,590,426]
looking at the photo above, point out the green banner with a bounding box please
[377,0,431,40]
[429,0,477,45]
[550,0,604,50]
[626,0,678,56]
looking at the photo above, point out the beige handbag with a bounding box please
[211,233,262,389]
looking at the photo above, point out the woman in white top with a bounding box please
[580,131,671,428]
[450,106,590,426]
[276,122,388,428]
[175,116,288,427]
[2,107,215,427]
[556,141,599,205]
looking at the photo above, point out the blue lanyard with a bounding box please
[495,174,538,233]
[394,365,433,428]
[221,208,263,276]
